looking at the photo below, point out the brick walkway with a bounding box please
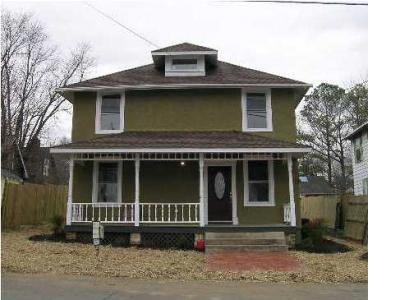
[206,251,301,272]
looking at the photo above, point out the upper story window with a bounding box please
[96,92,125,134]
[165,55,205,77]
[243,160,275,207]
[242,88,273,132]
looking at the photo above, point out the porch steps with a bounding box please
[205,231,288,253]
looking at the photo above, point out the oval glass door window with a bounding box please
[214,172,226,199]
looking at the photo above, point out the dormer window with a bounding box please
[164,55,205,77]
[171,58,198,70]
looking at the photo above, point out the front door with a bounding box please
[207,166,232,222]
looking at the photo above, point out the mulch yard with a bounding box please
[1,227,368,283]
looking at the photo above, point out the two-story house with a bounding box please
[51,43,312,250]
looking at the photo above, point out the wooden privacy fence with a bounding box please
[300,195,340,229]
[1,182,67,229]
[342,195,368,244]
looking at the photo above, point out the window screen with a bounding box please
[248,161,269,203]
[100,94,121,130]
[246,93,267,129]
[97,163,118,203]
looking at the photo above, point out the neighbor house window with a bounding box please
[244,161,274,206]
[242,89,272,131]
[96,92,125,133]
[362,178,368,195]
[92,162,122,203]
[354,136,363,163]
[171,58,198,70]
[43,158,50,176]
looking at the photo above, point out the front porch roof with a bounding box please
[50,131,310,154]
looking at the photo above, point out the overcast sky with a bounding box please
[3,0,368,142]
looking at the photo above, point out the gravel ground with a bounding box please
[1,227,368,283]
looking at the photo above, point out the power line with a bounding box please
[82,1,160,48]
[219,0,368,5]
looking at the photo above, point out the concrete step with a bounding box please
[205,231,285,240]
[206,238,287,246]
[206,244,289,253]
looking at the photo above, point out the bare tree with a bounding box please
[1,10,94,176]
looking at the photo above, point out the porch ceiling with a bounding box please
[50,131,310,156]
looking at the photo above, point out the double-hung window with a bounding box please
[92,161,122,203]
[354,136,363,163]
[242,89,272,131]
[244,161,275,206]
[96,92,124,134]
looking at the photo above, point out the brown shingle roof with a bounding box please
[151,42,217,53]
[63,61,308,90]
[52,131,308,151]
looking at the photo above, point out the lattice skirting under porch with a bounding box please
[141,232,194,249]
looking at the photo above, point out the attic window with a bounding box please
[165,55,205,77]
[171,58,198,70]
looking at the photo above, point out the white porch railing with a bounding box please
[70,202,200,224]
[283,203,291,224]
[71,203,136,223]
[140,203,199,224]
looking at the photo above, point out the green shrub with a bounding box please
[50,215,65,236]
[301,218,327,247]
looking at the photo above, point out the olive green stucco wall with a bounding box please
[70,87,300,225]
[71,88,297,142]
[72,160,300,225]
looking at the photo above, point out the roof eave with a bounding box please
[56,83,313,93]
[50,147,311,154]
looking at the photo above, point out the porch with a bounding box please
[64,152,295,227]
[50,131,310,230]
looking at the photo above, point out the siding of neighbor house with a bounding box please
[352,131,368,195]
[72,160,301,226]
[71,88,297,143]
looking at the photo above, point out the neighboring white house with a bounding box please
[346,122,368,195]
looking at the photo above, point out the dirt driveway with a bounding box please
[1,227,368,283]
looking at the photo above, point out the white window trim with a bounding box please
[241,88,273,132]
[92,161,123,203]
[243,160,275,207]
[165,55,205,77]
[95,91,125,134]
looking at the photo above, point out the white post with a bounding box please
[134,154,140,226]
[199,153,205,227]
[287,154,296,227]
[66,159,74,225]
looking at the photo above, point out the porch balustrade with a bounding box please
[70,202,200,224]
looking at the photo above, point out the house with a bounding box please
[299,175,335,197]
[345,122,368,195]
[1,137,69,185]
[50,43,312,250]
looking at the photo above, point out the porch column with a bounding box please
[199,153,205,227]
[134,154,140,226]
[287,154,296,227]
[66,158,74,226]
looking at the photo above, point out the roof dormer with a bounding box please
[151,42,217,77]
